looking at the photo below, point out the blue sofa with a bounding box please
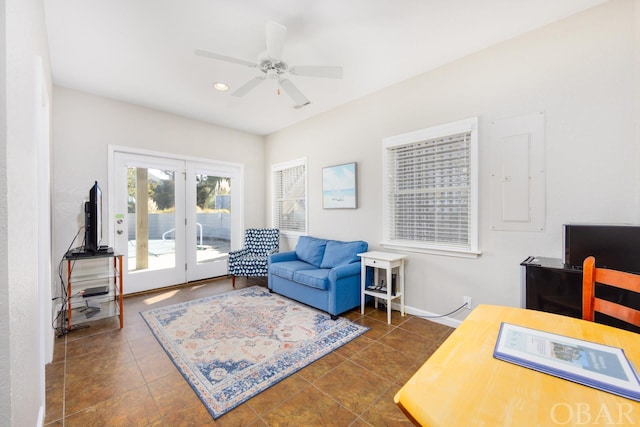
[268,236,368,319]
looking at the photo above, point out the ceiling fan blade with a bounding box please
[290,66,343,79]
[231,76,265,97]
[266,21,287,61]
[195,48,257,68]
[279,79,310,106]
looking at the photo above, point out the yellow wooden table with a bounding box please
[394,304,640,426]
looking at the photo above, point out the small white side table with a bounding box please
[358,251,407,324]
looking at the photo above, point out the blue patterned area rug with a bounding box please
[140,286,368,419]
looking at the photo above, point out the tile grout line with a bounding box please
[130,335,165,426]
[305,314,404,424]
[48,282,451,425]
[252,310,389,425]
[61,334,67,427]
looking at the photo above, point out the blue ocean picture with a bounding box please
[323,163,357,209]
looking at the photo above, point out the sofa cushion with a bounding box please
[292,269,331,290]
[320,240,368,269]
[269,260,317,281]
[295,236,327,267]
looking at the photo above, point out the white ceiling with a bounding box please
[43,0,605,136]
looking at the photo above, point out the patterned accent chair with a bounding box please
[228,228,280,287]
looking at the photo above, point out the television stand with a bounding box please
[65,246,114,258]
[63,250,123,330]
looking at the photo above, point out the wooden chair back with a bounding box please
[582,256,640,327]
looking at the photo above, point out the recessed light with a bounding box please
[213,82,229,91]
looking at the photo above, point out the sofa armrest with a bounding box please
[329,262,361,281]
[268,251,298,264]
[228,248,249,262]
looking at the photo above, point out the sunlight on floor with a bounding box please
[144,289,180,305]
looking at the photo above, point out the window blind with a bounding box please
[386,131,472,249]
[273,163,306,233]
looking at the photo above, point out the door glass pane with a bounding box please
[127,167,176,272]
[195,174,231,264]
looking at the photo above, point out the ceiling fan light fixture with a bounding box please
[196,20,343,104]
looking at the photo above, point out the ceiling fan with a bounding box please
[195,21,343,108]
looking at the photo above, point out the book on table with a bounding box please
[493,322,640,402]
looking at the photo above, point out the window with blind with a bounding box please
[272,158,307,235]
[382,118,479,257]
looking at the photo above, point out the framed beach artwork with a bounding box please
[322,162,357,209]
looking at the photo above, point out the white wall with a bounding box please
[265,0,639,323]
[52,87,265,272]
[2,0,53,425]
[0,2,8,423]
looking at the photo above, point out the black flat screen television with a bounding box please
[84,181,103,252]
[563,224,640,273]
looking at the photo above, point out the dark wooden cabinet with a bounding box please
[521,256,640,333]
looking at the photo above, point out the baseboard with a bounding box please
[37,404,45,427]
[390,302,463,328]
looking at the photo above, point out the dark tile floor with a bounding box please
[45,277,453,426]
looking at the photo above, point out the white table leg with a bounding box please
[373,267,379,309]
[360,261,366,315]
[386,267,392,324]
[400,261,405,317]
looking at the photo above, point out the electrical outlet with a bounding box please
[463,296,472,310]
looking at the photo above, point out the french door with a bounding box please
[111,150,243,294]
[186,162,241,282]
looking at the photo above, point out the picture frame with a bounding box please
[494,322,640,401]
[322,162,357,209]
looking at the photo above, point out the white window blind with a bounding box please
[383,118,479,256]
[272,158,307,234]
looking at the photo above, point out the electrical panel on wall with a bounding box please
[489,111,545,232]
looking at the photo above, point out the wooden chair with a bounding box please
[582,256,640,327]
